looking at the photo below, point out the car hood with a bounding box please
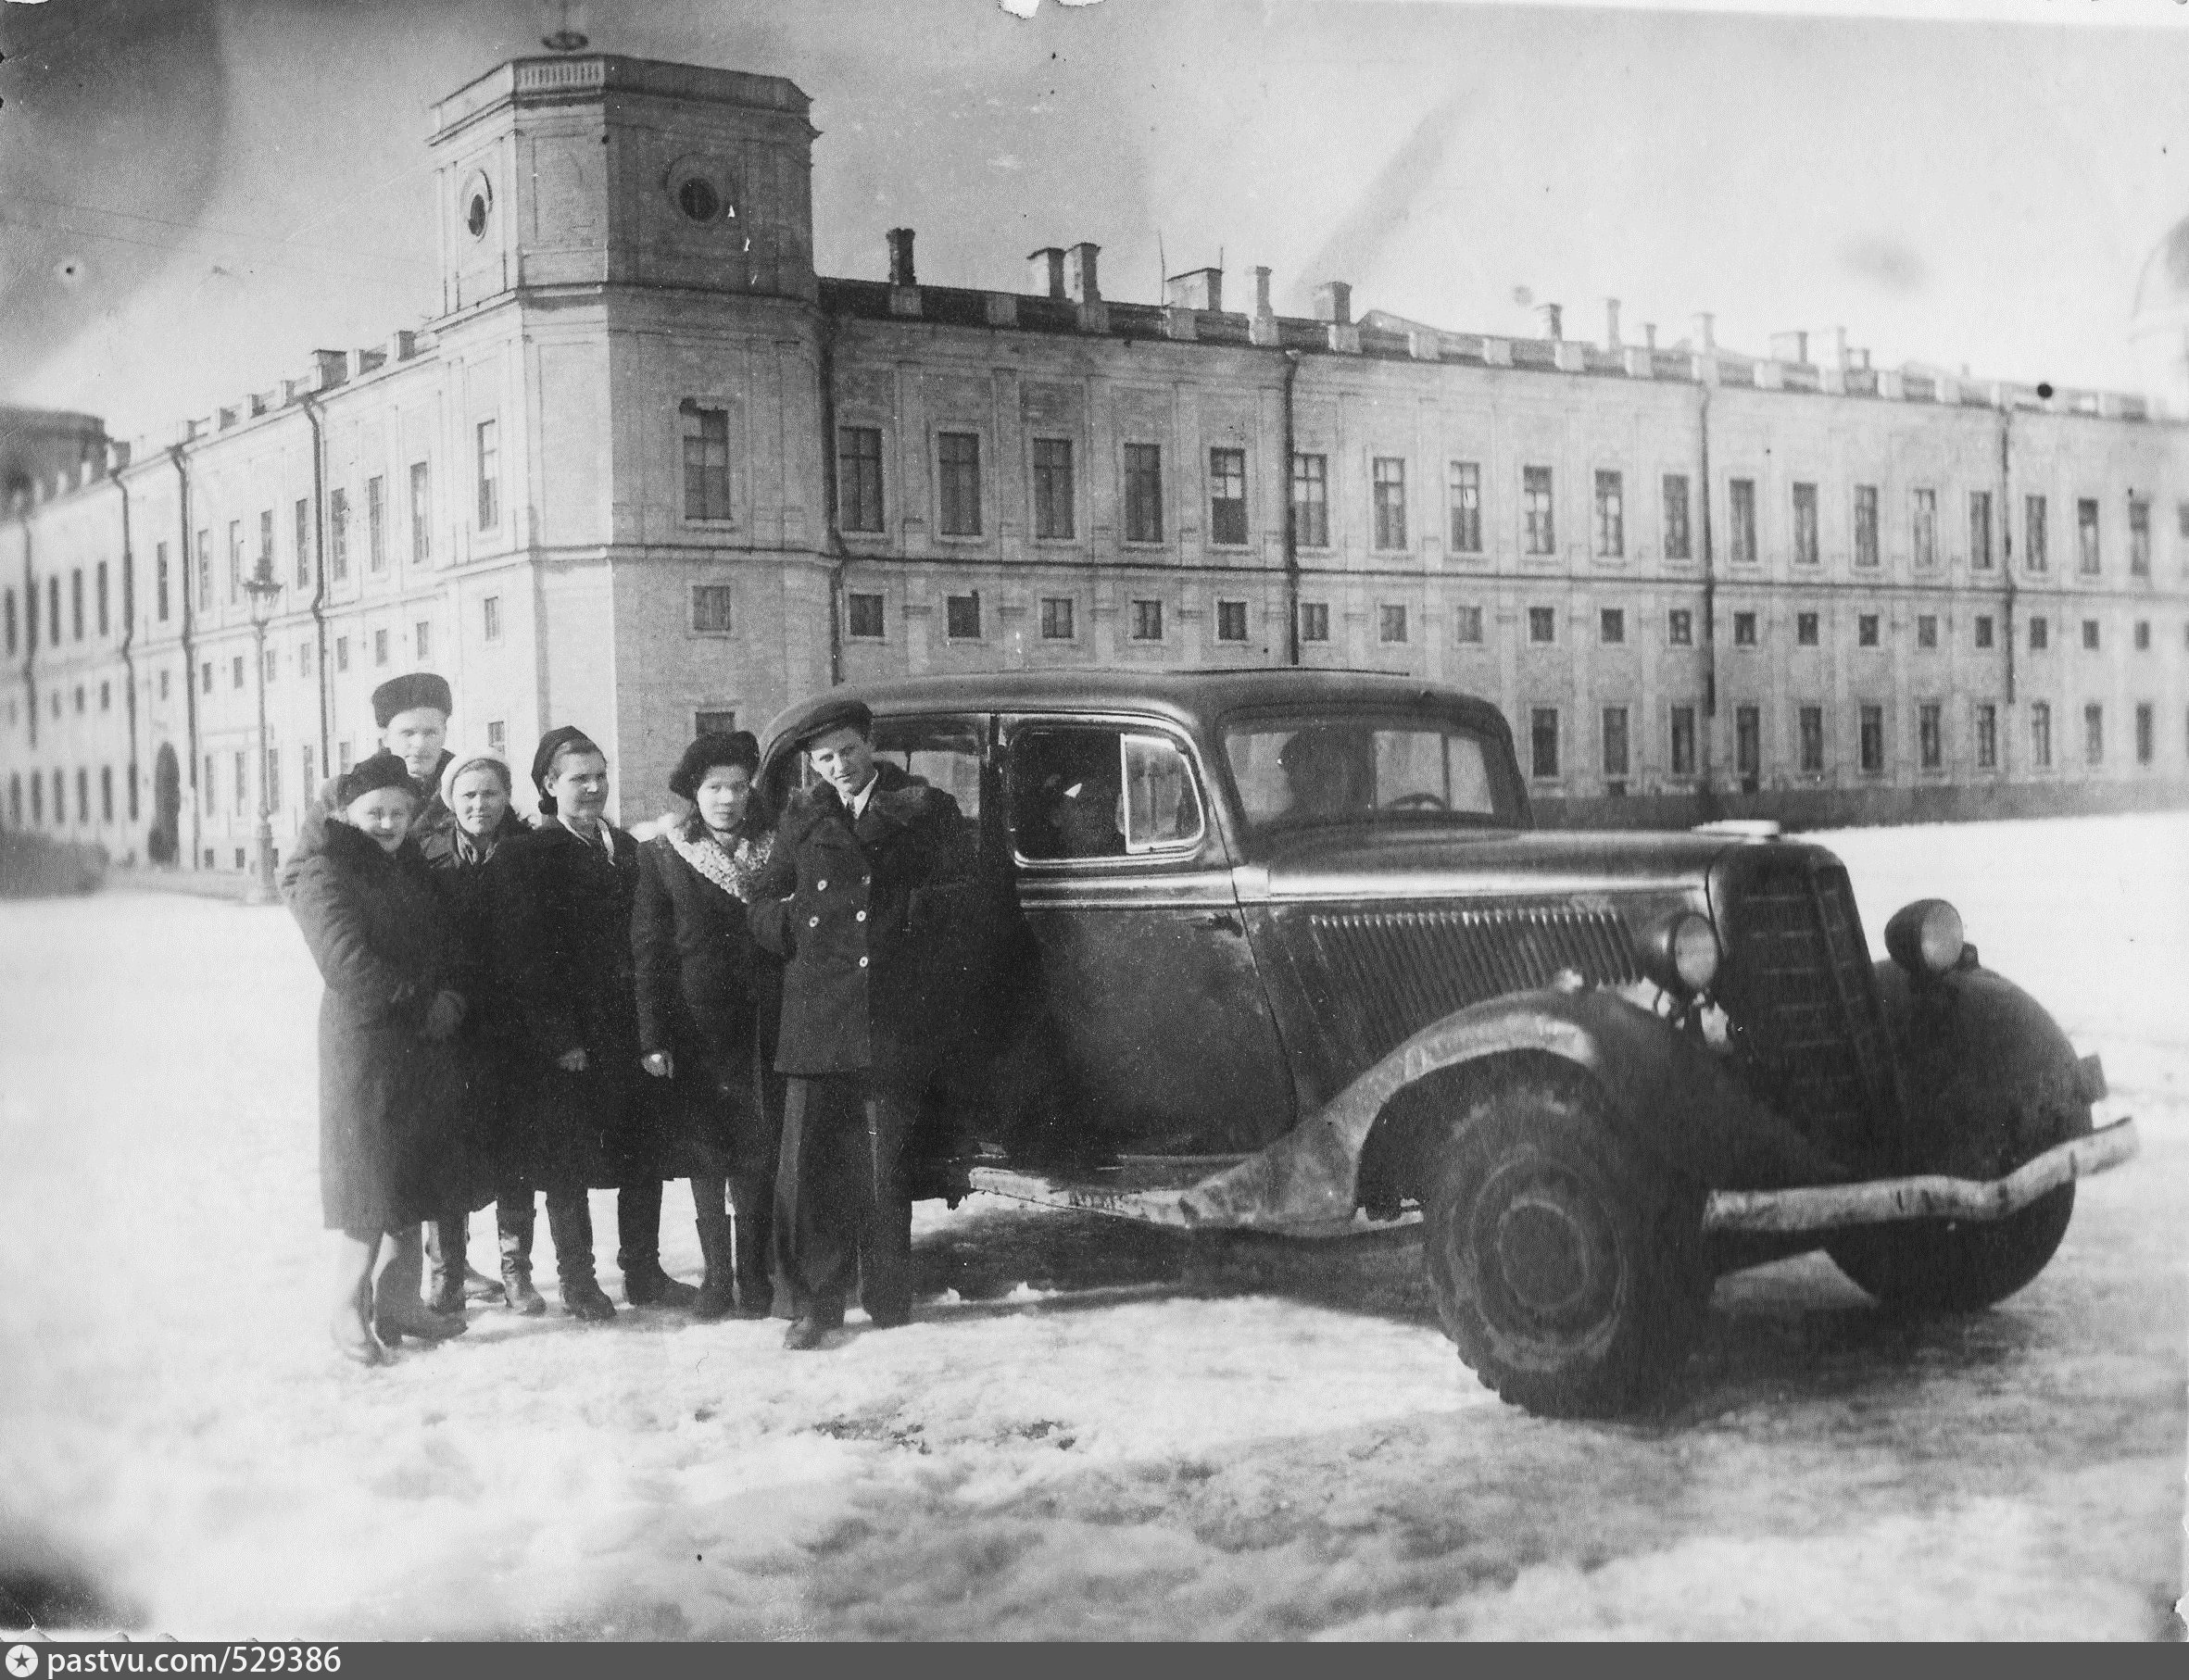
[1243,824,1742,903]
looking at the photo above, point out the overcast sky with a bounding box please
[4,0,2188,445]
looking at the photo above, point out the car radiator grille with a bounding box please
[1303,903,1640,1064]
[1717,858,1899,1160]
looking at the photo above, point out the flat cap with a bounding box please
[371,671,453,727]
[793,696,874,748]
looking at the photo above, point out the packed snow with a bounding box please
[0,813,2182,1639]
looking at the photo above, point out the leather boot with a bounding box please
[616,1179,699,1309]
[373,1227,467,1344]
[693,1213,736,1321]
[729,1173,777,1319]
[425,1209,467,1316]
[547,1192,615,1321]
[497,1201,546,1316]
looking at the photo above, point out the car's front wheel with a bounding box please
[1422,1076,1710,1418]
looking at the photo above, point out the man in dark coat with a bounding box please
[748,697,975,1349]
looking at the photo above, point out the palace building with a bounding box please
[6,51,2189,871]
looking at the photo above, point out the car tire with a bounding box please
[1825,1184,2076,1314]
[1422,1076,1710,1419]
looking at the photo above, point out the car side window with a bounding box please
[1008,725,1203,862]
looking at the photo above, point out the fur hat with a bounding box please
[668,731,761,801]
[371,671,453,728]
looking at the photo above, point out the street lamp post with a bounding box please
[242,561,283,906]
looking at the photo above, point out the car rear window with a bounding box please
[1222,716,1517,834]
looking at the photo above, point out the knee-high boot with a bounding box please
[728,1171,778,1319]
[425,1208,467,1315]
[546,1191,615,1321]
[616,1179,699,1309]
[496,1198,546,1316]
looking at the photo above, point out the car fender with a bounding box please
[1174,985,1847,1232]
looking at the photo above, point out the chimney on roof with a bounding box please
[1643,322,1657,350]
[1253,266,1274,317]
[1768,330,1809,366]
[887,228,915,287]
[1539,303,1563,341]
[1164,267,1222,312]
[1604,298,1621,349]
[1314,281,1352,326]
[1066,242,1100,304]
[311,349,348,389]
[1027,247,1065,299]
[1692,312,1716,353]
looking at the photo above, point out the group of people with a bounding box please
[283,672,971,1367]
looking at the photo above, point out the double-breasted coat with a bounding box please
[283,819,466,1233]
[747,761,975,1093]
[631,820,783,1180]
[484,816,653,1192]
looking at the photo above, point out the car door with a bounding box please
[1000,714,1296,1158]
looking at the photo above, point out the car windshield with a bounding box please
[1222,714,1520,834]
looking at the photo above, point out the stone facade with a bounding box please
[5,51,2187,871]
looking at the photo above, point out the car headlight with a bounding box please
[1884,897,1966,978]
[1639,910,1720,997]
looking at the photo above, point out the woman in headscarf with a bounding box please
[632,732,784,1318]
[484,727,697,1320]
[283,751,470,1365]
[417,749,535,1314]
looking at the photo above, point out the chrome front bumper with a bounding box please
[1702,1117,2140,1236]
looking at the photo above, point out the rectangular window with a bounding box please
[1732,610,1758,646]
[1728,479,1756,564]
[95,562,109,637]
[1451,604,1482,643]
[1859,704,1884,774]
[258,508,274,580]
[1671,705,1697,776]
[1799,706,1824,774]
[100,764,114,823]
[1662,474,1691,560]
[2031,615,2049,650]
[156,544,170,622]
[1528,606,1557,645]
[1292,453,1328,548]
[1969,491,1993,570]
[337,740,353,774]
[1031,438,1073,539]
[690,584,736,635]
[2135,620,2151,651]
[484,722,505,757]
[300,746,314,802]
[227,521,242,602]
[1975,615,1994,649]
[694,710,736,737]
[1378,604,1408,644]
[298,641,311,678]
[1912,488,1937,570]
[366,478,386,572]
[2078,498,2100,574]
[196,530,210,608]
[1975,703,1997,771]
[945,591,982,640]
[482,596,501,643]
[2179,502,2189,541]
[409,461,432,565]
[1523,466,1555,555]
[330,489,350,581]
[2084,702,2104,765]
[847,593,886,639]
[1301,602,1331,643]
[411,621,429,660]
[1123,442,1162,544]
[682,403,732,522]
[1594,470,1624,558]
[1854,485,1880,569]
[335,636,349,672]
[1858,613,1880,647]
[1210,447,1249,546]
[199,661,210,694]
[232,656,244,689]
[1667,608,1693,646]
[2026,495,2048,573]
[1372,458,1408,550]
[1917,615,1938,649]
[1796,611,1818,646]
[1130,598,1164,641]
[2130,496,2151,576]
[2082,619,2100,651]
[1041,596,1077,640]
[838,425,885,533]
[2032,701,2052,769]
[1600,608,1626,645]
[1736,705,1761,788]
[263,649,276,684]
[233,749,246,815]
[203,758,214,817]
[1449,461,1482,554]
[1919,701,1943,771]
[1793,483,1819,566]
[939,432,984,537]
[1601,707,1629,779]
[160,670,170,699]
[373,628,388,666]
[475,419,499,530]
[1529,708,1560,779]
[1215,599,1249,643]
[3,589,13,656]
[294,497,310,588]
[2136,702,2154,765]
[265,747,281,813]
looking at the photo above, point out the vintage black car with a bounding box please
[757,669,2137,1417]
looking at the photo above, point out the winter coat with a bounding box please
[283,819,466,1233]
[632,819,784,1180]
[483,815,654,1191]
[747,761,976,1088]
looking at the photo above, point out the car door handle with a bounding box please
[1191,912,1243,934]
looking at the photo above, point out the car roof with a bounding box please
[759,668,1513,756]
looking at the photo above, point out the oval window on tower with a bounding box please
[665,155,736,229]
[678,177,720,223]
[462,172,493,241]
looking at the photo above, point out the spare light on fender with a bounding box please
[1637,909,1720,998]
[1884,898,1968,980]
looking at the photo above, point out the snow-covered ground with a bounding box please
[0,813,2182,1640]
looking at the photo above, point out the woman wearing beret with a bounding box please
[282,751,471,1365]
[633,733,785,1319]
[485,728,698,1320]
[417,750,535,1314]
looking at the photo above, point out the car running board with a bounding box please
[964,1163,1410,1238]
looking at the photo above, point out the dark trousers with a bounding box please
[773,1073,913,1327]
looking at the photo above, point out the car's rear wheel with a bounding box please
[1422,1076,1710,1418]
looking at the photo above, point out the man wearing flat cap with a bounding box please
[747,696,976,1349]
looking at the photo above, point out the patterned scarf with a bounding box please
[667,821,774,905]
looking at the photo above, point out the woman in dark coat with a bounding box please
[633,732,784,1319]
[283,751,471,1365]
[484,727,698,1321]
[418,748,535,1315]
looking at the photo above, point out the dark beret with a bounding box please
[794,696,874,749]
[669,731,761,801]
[371,671,453,727]
[530,725,600,816]
[335,750,420,808]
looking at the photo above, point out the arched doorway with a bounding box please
[150,742,181,865]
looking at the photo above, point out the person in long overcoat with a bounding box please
[747,697,975,1349]
[633,732,784,1320]
[484,727,698,1320]
[283,751,471,1365]
[417,748,535,1314]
